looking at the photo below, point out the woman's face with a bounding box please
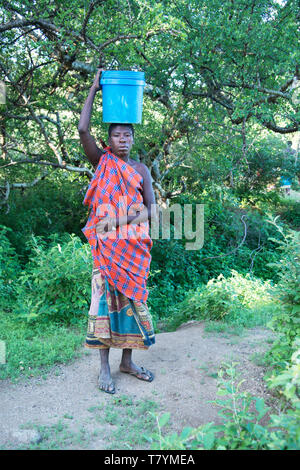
[108,125,134,159]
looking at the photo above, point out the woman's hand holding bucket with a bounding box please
[91,68,104,92]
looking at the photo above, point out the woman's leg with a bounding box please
[99,348,115,394]
[120,348,154,382]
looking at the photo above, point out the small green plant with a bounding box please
[17,421,91,450]
[207,363,271,449]
[145,360,300,450]
[86,396,159,450]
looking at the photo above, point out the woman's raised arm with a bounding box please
[78,69,104,169]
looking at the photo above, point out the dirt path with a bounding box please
[0,322,276,450]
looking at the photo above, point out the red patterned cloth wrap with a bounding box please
[82,148,153,303]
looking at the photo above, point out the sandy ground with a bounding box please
[0,321,277,450]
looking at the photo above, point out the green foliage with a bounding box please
[0,225,21,307]
[149,196,283,322]
[0,232,90,380]
[233,135,300,197]
[266,340,300,450]
[264,223,300,368]
[148,237,199,321]
[13,233,92,325]
[146,361,300,450]
[275,197,300,230]
[268,338,300,406]
[0,308,85,380]
[0,177,89,263]
[165,270,274,330]
[1,0,299,223]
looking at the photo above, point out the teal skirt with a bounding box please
[85,268,155,350]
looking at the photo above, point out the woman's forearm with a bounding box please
[78,86,98,133]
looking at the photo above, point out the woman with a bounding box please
[78,69,157,394]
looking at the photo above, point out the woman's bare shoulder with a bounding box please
[128,159,150,179]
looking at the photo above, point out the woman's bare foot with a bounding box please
[98,349,115,394]
[98,365,115,394]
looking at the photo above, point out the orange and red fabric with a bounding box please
[82,148,153,303]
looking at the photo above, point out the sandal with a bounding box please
[120,366,154,382]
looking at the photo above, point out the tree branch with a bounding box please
[0,157,94,178]
[81,1,105,40]
[201,215,248,261]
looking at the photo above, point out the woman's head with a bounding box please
[108,124,134,159]
[108,123,134,138]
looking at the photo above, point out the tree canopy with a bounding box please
[0,0,299,206]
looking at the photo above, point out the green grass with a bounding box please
[203,321,244,336]
[0,309,86,381]
[87,395,160,449]
[2,395,161,450]
[20,421,89,450]
[250,351,270,367]
[104,397,160,450]
[223,304,278,329]
[197,361,219,379]
[0,420,90,450]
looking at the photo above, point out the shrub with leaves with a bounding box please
[145,361,300,450]
[265,221,300,366]
[0,225,21,308]
[166,270,274,330]
[13,233,92,325]
[266,338,300,450]
[0,178,89,263]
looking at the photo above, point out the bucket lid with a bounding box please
[101,70,145,82]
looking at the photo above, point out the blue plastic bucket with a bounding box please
[280,176,292,186]
[100,70,145,124]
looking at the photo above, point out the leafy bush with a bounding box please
[0,177,89,263]
[264,223,300,368]
[148,195,283,322]
[0,225,21,307]
[148,238,200,321]
[165,270,274,330]
[266,338,300,450]
[13,233,92,325]
[146,360,300,450]
[275,197,300,230]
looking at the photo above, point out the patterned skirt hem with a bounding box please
[85,268,155,350]
[84,342,149,350]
